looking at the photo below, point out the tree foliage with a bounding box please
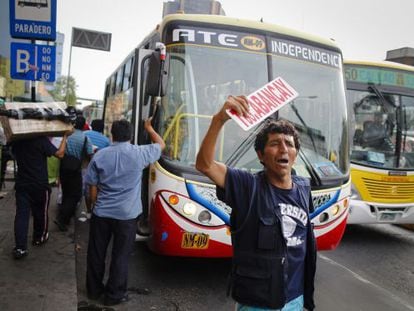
[49,75,77,106]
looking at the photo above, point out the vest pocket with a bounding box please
[232,255,286,308]
[257,217,277,250]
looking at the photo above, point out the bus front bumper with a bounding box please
[348,200,414,224]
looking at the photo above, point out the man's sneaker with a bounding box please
[32,232,49,246]
[103,294,128,306]
[12,248,28,259]
[137,217,150,236]
[135,232,149,242]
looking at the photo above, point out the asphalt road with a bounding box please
[316,224,414,311]
[75,218,414,311]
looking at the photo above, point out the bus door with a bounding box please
[135,46,169,145]
[132,49,154,145]
[135,46,169,235]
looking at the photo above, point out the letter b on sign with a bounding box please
[16,50,30,73]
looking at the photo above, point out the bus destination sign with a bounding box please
[345,65,414,90]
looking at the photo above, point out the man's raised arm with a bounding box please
[144,117,166,150]
[196,95,249,188]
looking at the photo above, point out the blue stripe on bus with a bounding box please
[310,190,340,219]
[186,183,340,223]
[185,183,230,225]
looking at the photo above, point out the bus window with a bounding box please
[122,57,134,91]
[109,74,117,96]
[115,66,124,94]
[273,55,348,180]
[158,45,268,166]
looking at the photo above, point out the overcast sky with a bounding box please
[5,0,414,100]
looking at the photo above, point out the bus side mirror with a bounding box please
[146,50,169,97]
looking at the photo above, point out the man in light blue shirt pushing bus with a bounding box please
[84,118,165,306]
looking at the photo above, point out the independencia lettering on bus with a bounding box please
[271,39,340,68]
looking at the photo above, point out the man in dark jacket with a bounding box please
[196,95,316,311]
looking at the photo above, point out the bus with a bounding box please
[345,60,414,224]
[102,14,350,257]
[83,101,103,125]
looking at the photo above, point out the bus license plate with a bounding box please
[181,232,209,249]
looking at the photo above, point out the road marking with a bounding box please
[319,254,414,311]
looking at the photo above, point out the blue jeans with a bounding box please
[236,295,304,311]
[15,186,51,249]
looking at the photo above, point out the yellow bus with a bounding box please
[103,14,351,256]
[345,60,414,224]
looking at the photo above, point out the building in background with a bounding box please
[386,47,414,66]
[162,0,225,16]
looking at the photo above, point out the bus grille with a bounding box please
[362,178,414,201]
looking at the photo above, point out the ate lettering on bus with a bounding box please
[172,28,238,47]
[227,77,299,131]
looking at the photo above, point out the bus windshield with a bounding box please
[348,89,414,169]
[159,44,268,167]
[158,31,348,185]
[274,55,349,183]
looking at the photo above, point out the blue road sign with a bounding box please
[10,42,56,82]
[9,0,57,41]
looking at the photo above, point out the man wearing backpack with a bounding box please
[55,116,94,232]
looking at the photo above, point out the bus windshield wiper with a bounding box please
[367,83,404,166]
[298,149,322,187]
[367,83,397,109]
[225,117,322,187]
[225,121,266,167]
[291,102,317,152]
[289,102,323,186]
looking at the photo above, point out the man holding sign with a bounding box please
[196,94,316,311]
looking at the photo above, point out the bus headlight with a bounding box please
[331,204,340,216]
[319,212,329,223]
[183,202,197,216]
[159,191,225,226]
[169,194,179,205]
[198,210,212,224]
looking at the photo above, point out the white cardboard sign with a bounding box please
[226,77,299,131]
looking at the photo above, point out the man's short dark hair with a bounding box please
[74,116,86,130]
[254,119,300,153]
[111,119,131,142]
[91,119,104,133]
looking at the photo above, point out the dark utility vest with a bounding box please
[228,173,316,309]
